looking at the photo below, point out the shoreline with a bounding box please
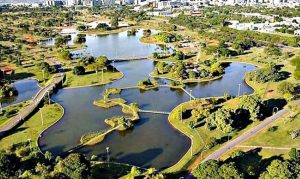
[36,100,65,155]
[63,71,124,90]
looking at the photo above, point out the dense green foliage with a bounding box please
[0,83,18,98]
[0,143,91,178]
[73,66,85,75]
[36,61,58,74]
[193,147,300,179]
[290,56,300,80]
[246,64,285,83]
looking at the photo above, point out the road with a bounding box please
[0,74,64,135]
[200,99,300,163]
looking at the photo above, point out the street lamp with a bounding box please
[28,139,32,152]
[181,105,183,122]
[106,147,110,167]
[273,107,279,115]
[190,135,193,157]
[42,69,45,87]
[47,91,51,105]
[40,108,44,126]
[112,60,115,73]
[200,148,208,161]
[237,83,241,96]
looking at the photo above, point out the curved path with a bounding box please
[200,99,300,163]
[0,73,64,135]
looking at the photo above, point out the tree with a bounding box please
[73,66,85,75]
[96,23,110,31]
[210,62,224,75]
[111,16,119,29]
[73,34,86,44]
[58,50,71,60]
[37,62,57,73]
[240,95,263,121]
[192,160,221,179]
[206,108,234,133]
[277,82,295,97]
[55,153,90,179]
[188,71,196,79]
[54,35,66,48]
[289,148,299,160]
[96,56,109,67]
[219,163,244,179]
[173,51,184,60]
[260,160,292,179]
[264,44,282,56]
[0,150,19,178]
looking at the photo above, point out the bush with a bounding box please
[73,66,85,75]
[58,50,71,60]
[96,23,110,31]
[290,56,300,66]
[264,44,282,56]
[277,82,295,95]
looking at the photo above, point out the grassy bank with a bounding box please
[0,103,64,149]
[164,99,224,173]
[0,101,30,127]
[65,70,123,88]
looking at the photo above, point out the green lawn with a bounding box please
[14,65,53,85]
[242,113,300,148]
[65,70,123,88]
[164,99,224,173]
[0,101,30,127]
[0,103,64,149]
[219,110,300,161]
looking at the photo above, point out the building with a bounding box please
[44,0,64,6]
[0,66,15,79]
[82,0,100,6]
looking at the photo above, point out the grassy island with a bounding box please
[104,116,134,131]
[65,70,123,88]
[80,131,106,146]
[137,78,159,90]
[151,61,226,84]
[94,98,126,108]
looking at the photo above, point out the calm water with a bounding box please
[39,29,162,59]
[1,79,40,108]
[39,60,256,169]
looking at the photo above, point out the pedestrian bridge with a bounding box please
[139,110,170,115]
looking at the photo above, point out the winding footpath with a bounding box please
[199,99,300,163]
[0,73,64,136]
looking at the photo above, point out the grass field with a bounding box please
[65,70,123,88]
[164,99,224,173]
[0,101,30,127]
[242,112,300,148]
[0,103,64,149]
[219,109,300,161]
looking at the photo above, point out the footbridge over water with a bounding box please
[109,56,149,61]
[181,88,196,100]
[0,73,65,135]
[139,110,170,115]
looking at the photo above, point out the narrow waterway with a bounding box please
[1,79,40,108]
[39,60,256,169]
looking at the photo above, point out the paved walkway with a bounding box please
[0,74,64,135]
[181,88,196,100]
[139,109,170,115]
[201,100,300,163]
[236,145,300,150]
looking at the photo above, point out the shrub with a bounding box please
[73,66,85,75]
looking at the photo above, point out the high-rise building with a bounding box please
[44,0,64,6]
